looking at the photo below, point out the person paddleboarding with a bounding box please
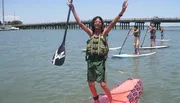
[129,25,141,54]
[147,24,156,47]
[160,26,164,40]
[67,0,128,103]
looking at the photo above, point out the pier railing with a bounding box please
[13,17,180,26]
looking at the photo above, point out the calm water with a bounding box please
[0,28,180,103]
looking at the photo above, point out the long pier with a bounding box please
[14,17,180,30]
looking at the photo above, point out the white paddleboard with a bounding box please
[112,52,156,58]
[109,46,121,50]
[81,47,121,52]
[156,39,171,42]
[140,46,169,49]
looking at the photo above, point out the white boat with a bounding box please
[140,45,169,50]
[81,46,121,52]
[112,52,156,58]
[0,0,19,31]
[0,26,19,31]
[9,26,19,30]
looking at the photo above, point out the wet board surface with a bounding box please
[89,78,143,103]
[112,52,156,58]
[140,46,169,49]
[156,39,171,41]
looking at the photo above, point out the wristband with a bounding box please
[119,14,123,17]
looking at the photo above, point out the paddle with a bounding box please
[52,0,73,66]
[140,28,148,47]
[119,28,132,54]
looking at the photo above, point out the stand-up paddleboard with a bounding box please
[109,46,122,50]
[81,47,121,52]
[81,49,86,52]
[140,45,169,50]
[156,39,171,42]
[90,78,143,103]
[112,52,156,58]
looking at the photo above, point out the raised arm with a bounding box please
[103,0,128,36]
[67,0,92,36]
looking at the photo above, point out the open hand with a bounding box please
[67,0,74,10]
[121,0,128,14]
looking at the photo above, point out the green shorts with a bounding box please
[87,56,106,83]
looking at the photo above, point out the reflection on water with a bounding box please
[132,58,140,73]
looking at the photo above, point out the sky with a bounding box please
[0,0,180,25]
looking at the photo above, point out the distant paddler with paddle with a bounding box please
[147,23,157,47]
[129,25,141,54]
[160,26,164,40]
[67,0,128,103]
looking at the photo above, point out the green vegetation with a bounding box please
[0,20,23,25]
[7,20,23,25]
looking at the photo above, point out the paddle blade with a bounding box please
[52,44,66,66]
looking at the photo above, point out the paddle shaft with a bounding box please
[62,0,73,45]
[119,28,132,54]
[141,28,148,47]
